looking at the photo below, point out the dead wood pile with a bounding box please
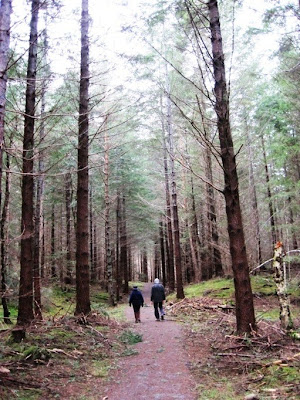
[167,297,234,316]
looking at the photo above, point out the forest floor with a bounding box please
[0,276,300,399]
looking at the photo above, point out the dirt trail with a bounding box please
[104,283,197,400]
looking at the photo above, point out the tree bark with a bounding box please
[89,187,94,282]
[159,218,167,287]
[204,144,223,278]
[17,0,40,326]
[116,191,121,300]
[189,175,202,282]
[154,241,160,279]
[51,204,56,278]
[104,120,116,305]
[273,242,293,331]
[65,172,73,283]
[0,0,12,215]
[166,88,184,299]
[207,0,256,333]
[41,217,45,278]
[75,0,91,315]
[261,135,277,248]
[59,204,64,287]
[1,144,11,323]
[141,248,148,282]
[245,121,262,266]
[161,95,175,292]
[120,194,129,294]
[33,9,48,319]
[93,224,98,280]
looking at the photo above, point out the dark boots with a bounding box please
[134,310,141,323]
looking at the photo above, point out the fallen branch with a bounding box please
[49,348,79,359]
[216,353,254,358]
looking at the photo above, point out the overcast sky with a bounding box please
[11,0,298,87]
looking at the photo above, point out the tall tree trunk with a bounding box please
[166,87,184,299]
[116,191,121,300]
[51,204,56,278]
[33,16,48,318]
[75,0,90,315]
[142,248,148,282]
[65,172,72,283]
[245,122,262,266]
[0,0,12,216]
[59,204,64,287]
[154,241,160,279]
[283,165,298,251]
[89,187,97,282]
[208,0,256,333]
[120,194,128,294]
[261,135,277,248]
[164,220,170,285]
[104,121,115,305]
[161,95,175,292]
[189,175,202,282]
[159,218,167,287]
[128,246,132,282]
[93,224,98,280]
[17,0,40,326]
[1,145,11,323]
[41,217,45,278]
[204,146,223,278]
[287,198,298,250]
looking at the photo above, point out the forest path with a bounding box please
[103,283,198,400]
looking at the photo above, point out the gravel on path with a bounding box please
[104,283,197,400]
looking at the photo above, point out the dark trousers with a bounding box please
[153,302,163,320]
[133,304,141,322]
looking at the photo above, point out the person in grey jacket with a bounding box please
[151,278,166,321]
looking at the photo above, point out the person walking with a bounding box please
[151,278,166,321]
[129,286,144,323]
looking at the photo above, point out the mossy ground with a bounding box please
[0,277,299,399]
[0,282,141,399]
[167,274,300,400]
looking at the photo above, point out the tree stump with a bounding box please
[11,326,26,343]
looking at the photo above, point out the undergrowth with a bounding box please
[1,277,299,399]
[0,281,142,399]
[174,276,300,400]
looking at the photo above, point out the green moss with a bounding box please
[168,278,235,301]
[196,379,242,400]
[107,304,127,321]
[42,286,75,317]
[121,348,139,356]
[250,275,276,295]
[0,304,18,330]
[288,277,300,297]
[7,389,43,400]
[256,308,280,322]
[129,281,145,290]
[169,275,297,304]
[21,345,51,362]
[92,291,109,303]
[90,359,114,378]
[261,365,300,387]
[119,330,142,345]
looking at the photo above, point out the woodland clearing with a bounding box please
[0,275,299,400]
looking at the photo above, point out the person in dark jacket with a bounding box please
[129,286,144,323]
[151,278,166,321]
